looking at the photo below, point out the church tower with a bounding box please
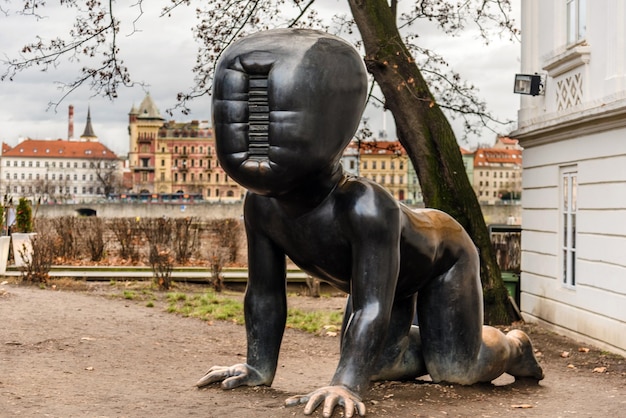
[80,107,98,142]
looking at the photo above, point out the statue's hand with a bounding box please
[285,385,366,418]
[196,364,267,389]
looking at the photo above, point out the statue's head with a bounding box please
[212,29,368,196]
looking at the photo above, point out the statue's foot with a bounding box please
[506,329,544,380]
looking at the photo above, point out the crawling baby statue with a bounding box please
[197,28,543,417]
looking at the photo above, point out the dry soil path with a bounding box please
[1,283,625,417]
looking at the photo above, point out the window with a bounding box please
[566,0,586,44]
[562,167,577,287]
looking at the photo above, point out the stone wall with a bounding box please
[35,201,521,225]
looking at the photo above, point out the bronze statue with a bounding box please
[197,28,543,417]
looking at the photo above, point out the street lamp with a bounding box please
[513,73,544,96]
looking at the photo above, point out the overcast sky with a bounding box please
[0,1,521,157]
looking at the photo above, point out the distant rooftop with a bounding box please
[2,138,118,160]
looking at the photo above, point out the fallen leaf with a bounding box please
[85,366,94,371]
[578,347,590,353]
[511,404,533,409]
[561,351,570,358]
[567,364,576,369]
[593,367,607,373]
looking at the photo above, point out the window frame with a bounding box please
[561,166,578,288]
[566,0,587,45]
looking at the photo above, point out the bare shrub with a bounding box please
[19,223,55,284]
[142,218,174,290]
[51,216,81,261]
[173,217,199,264]
[206,218,243,264]
[208,251,226,292]
[84,217,106,261]
[305,275,321,298]
[108,218,141,262]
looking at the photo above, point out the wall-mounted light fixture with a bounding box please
[513,73,544,96]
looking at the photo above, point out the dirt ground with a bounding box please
[1,280,625,418]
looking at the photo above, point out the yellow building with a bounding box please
[355,141,410,202]
[127,94,245,201]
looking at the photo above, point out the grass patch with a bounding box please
[165,290,343,334]
[166,291,244,324]
[286,308,343,334]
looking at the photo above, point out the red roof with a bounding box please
[350,140,406,156]
[474,148,522,167]
[2,138,118,160]
[499,136,519,145]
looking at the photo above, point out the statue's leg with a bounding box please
[416,254,543,384]
[341,294,427,381]
[370,294,428,381]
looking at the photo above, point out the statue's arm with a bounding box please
[241,209,288,384]
[197,196,287,389]
[287,195,402,417]
[331,202,401,393]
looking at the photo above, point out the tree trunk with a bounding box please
[348,0,511,324]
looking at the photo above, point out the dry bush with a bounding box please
[173,217,199,264]
[51,216,80,261]
[108,218,141,262]
[84,217,106,261]
[205,218,243,264]
[142,218,174,290]
[18,222,55,284]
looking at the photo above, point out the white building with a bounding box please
[1,109,121,203]
[512,0,626,356]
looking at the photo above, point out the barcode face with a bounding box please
[248,75,270,161]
